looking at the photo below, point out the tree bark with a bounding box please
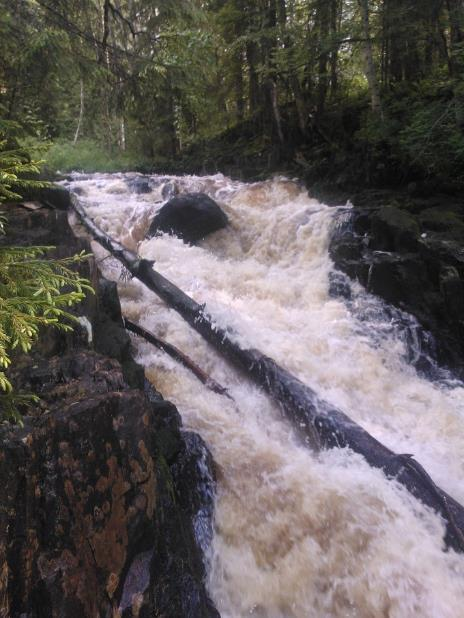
[100,0,111,67]
[278,0,307,133]
[358,0,383,118]
[316,0,330,115]
[73,78,85,145]
[246,40,261,114]
[329,0,341,97]
[124,318,232,399]
[72,196,464,553]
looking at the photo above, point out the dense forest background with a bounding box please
[1,0,464,191]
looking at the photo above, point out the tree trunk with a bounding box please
[246,40,261,114]
[71,196,464,554]
[73,78,85,145]
[234,49,245,121]
[316,0,330,115]
[269,79,285,145]
[119,116,126,151]
[358,0,383,118]
[100,0,111,67]
[124,319,232,399]
[329,0,341,97]
[278,0,307,133]
[263,0,285,144]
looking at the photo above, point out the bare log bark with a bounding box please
[124,318,232,400]
[72,196,464,553]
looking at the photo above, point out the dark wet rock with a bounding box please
[152,431,218,617]
[419,207,464,240]
[328,271,352,300]
[148,192,228,243]
[0,353,218,617]
[94,278,145,389]
[370,206,420,252]
[161,181,180,200]
[0,195,220,618]
[330,203,464,376]
[126,177,152,194]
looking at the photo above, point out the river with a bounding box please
[66,172,464,618]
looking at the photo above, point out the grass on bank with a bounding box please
[25,138,154,174]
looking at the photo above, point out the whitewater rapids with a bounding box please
[66,172,464,618]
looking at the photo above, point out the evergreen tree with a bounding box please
[0,117,92,423]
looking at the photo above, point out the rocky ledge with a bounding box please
[330,196,464,377]
[0,192,219,617]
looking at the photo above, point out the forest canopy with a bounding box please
[1,0,463,189]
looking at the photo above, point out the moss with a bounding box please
[419,207,464,240]
[377,205,420,236]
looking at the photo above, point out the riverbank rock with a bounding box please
[330,200,464,376]
[148,192,228,243]
[0,197,219,617]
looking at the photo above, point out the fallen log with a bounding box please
[72,196,464,552]
[124,318,233,400]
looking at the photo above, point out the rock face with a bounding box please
[0,198,219,617]
[330,202,464,376]
[148,193,228,243]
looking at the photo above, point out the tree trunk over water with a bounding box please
[124,318,232,399]
[72,197,464,553]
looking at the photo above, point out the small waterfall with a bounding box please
[65,172,464,618]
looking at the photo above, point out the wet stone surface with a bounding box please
[330,201,464,376]
[148,192,228,244]
[0,199,219,618]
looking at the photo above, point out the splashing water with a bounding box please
[66,172,464,618]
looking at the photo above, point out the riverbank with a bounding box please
[0,190,219,617]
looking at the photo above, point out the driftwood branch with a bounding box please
[124,318,233,400]
[72,196,464,552]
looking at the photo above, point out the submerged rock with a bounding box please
[148,192,228,243]
[161,181,179,200]
[126,177,152,194]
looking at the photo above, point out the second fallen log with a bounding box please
[123,318,232,400]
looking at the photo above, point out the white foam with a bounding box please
[68,173,464,618]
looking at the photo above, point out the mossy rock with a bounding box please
[419,207,464,241]
[370,205,420,252]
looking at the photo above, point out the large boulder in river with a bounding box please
[148,192,228,243]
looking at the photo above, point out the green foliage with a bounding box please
[0,120,93,423]
[0,244,92,423]
[0,119,47,203]
[43,139,152,173]
[397,98,464,185]
[2,0,464,189]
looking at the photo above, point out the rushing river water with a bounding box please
[66,173,464,618]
